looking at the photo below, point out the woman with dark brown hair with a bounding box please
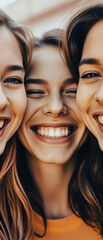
[0,8,33,239]
[65,4,103,238]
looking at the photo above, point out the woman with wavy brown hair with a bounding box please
[64,4,103,238]
[0,9,33,239]
[15,29,102,239]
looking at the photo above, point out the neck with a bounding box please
[26,151,76,219]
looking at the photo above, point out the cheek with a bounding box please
[66,100,84,123]
[23,98,43,119]
[11,89,27,117]
[76,83,89,112]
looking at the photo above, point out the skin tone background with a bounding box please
[77,20,103,151]
[18,45,88,218]
[0,25,26,155]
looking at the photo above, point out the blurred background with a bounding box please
[0,0,103,37]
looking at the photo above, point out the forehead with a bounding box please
[82,20,103,59]
[0,25,22,63]
[28,45,72,81]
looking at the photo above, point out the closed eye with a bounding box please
[26,89,46,98]
[63,89,77,98]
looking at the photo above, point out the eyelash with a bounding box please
[63,89,77,98]
[4,77,23,84]
[65,89,77,94]
[81,72,101,79]
[26,89,45,97]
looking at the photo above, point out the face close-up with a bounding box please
[18,45,87,164]
[77,20,103,151]
[0,25,26,155]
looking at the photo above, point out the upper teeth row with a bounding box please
[0,120,4,128]
[98,115,103,125]
[37,127,69,137]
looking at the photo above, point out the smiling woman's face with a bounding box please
[77,20,103,151]
[0,25,26,154]
[18,45,87,164]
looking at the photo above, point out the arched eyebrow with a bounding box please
[5,65,25,72]
[1,65,25,79]
[79,58,100,67]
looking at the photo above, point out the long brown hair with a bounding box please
[0,29,70,239]
[0,9,33,240]
[64,4,103,236]
[14,29,92,239]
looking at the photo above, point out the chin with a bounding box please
[98,140,103,152]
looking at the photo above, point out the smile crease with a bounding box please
[31,126,76,138]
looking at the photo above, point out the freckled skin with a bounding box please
[0,26,26,154]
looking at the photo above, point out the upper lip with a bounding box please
[93,112,103,116]
[0,117,11,123]
[30,123,77,127]
[93,112,103,120]
[30,123,77,131]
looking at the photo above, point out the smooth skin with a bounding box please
[0,25,26,154]
[77,20,103,151]
[18,45,87,218]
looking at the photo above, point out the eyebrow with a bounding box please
[79,58,100,67]
[25,78,48,85]
[25,77,76,86]
[63,78,76,85]
[5,65,25,73]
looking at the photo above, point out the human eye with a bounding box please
[26,89,46,98]
[80,71,101,79]
[4,77,23,84]
[63,88,77,98]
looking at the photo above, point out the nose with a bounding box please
[0,84,9,110]
[94,81,103,104]
[43,93,68,117]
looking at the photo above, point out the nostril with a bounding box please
[47,111,51,114]
[59,111,64,116]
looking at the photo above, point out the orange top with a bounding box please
[33,211,102,240]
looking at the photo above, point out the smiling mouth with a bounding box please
[31,125,77,139]
[93,114,103,132]
[0,119,10,137]
[94,114,103,124]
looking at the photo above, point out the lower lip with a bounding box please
[31,129,76,144]
[0,122,8,137]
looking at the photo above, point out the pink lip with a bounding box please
[30,123,77,144]
[32,131,76,144]
[30,123,77,128]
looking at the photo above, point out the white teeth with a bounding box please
[65,127,68,136]
[36,126,71,138]
[0,120,4,128]
[98,115,103,124]
[49,128,55,137]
